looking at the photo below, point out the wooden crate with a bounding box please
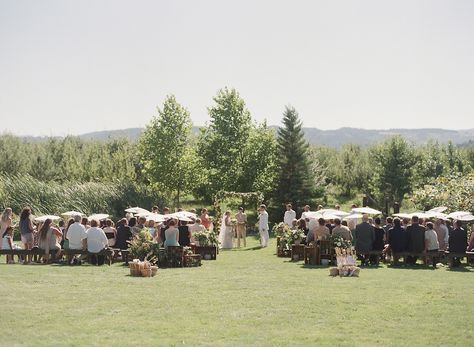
[291,244,305,261]
[195,246,217,260]
[184,254,202,267]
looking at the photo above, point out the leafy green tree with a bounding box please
[333,144,369,197]
[198,88,253,198]
[275,105,315,212]
[369,136,416,208]
[139,95,197,206]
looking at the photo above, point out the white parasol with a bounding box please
[125,207,150,215]
[456,214,474,221]
[448,211,473,219]
[88,213,109,221]
[427,206,448,213]
[352,207,382,215]
[146,213,166,222]
[61,211,84,217]
[34,215,61,222]
[168,212,194,222]
[344,213,364,220]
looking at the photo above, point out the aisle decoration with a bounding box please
[193,230,219,260]
[129,259,158,277]
[329,247,360,277]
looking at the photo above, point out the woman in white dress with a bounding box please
[218,211,233,249]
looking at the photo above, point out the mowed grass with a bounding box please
[1,237,473,347]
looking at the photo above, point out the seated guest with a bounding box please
[147,220,156,239]
[388,218,407,265]
[291,219,298,230]
[103,219,117,247]
[38,219,62,263]
[115,219,133,250]
[81,217,90,230]
[133,217,146,235]
[86,219,109,265]
[370,217,385,265]
[298,219,309,237]
[164,219,180,248]
[2,226,19,264]
[189,218,206,244]
[66,214,88,264]
[468,224,474,252]
[178,220,191,246]
[332,218,352,241]
[355,214,374,265]
[448,220,468,267]
[314,218,330,241]
[434,219,449,251]
[425,222,439,268]
[406,216,426,265]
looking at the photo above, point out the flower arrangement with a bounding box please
[272,222,291,237]
[329,234,352,250]
[128,230,160,263]
[193,230,219,247]
[287,228,305,245]
[272,223,305,250]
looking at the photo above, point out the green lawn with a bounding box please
[1,237,473,347]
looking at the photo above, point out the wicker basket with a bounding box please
[129,262,143,277]
[150,266,158,277]
[141,268,152,277]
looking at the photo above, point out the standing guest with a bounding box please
[388,218,407,265]
[258,204,269,248]
[103,219,117,247]
[355,214,374,265]
[235,207,247,248]
[1,208,13,238]
[200,208,211,230]
[314,218,330,241]
[448,220,468,267]
[163,207,171,215]
[178,220,191,247]
[334,204,341,211]
[301,205,311,220]
[19,207,36,264]
[406,216,426,265]
[284,204,296,227]
[317,205,323,211]
[86,219,108,265]
[38,219,62,263]
[434,219,449,251]
[425,222,439,268]
[152,206,160,214]
[164,219,179,248]
[332,218,352,241]
[115,219,133,250]
[2,226,18,263]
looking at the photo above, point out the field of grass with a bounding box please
[1,236,473,346]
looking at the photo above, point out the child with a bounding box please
[2,226,19,264]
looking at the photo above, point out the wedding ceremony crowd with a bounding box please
[1,202,473,268]
[280,203,474,268]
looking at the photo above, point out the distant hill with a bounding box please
[18,127,474,148]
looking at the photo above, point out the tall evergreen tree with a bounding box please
[275,106,314,213]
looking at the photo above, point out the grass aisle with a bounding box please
[1,237,473,346]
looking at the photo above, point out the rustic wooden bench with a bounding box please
[444,251,474,266]
[0,248,114,265]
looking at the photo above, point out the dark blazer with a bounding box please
[372,226,385,251]
[115,225,132,250]
[178,225,190,246]
[449,227,468,253]
[406,223,426,253]
[355,222,374,253]
[388,226,406,253]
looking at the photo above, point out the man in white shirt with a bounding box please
[258,204,269,248]
[86,219,109,265]
[301,205,311,221]
[67,215,87,250]
[283,204,296,227]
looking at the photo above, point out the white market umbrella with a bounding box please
[135,211,153,218]
[344,213,364,220]
[393,213,412,219]
[352,207,382,215]
[428,206,448,214]
[146,213,166,222]
[34,215,61,222]
[125,207,150,214]
[448,211,472,219]
[456,214,474,221]
[168,212,194,222]
[88,213,109,221]
[61,211,84,217]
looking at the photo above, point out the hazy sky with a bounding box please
[1,0,473,136]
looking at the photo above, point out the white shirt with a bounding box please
[86,227,108,253]
[301,211,310,220]
[284,209,296,226]
[66,222,87,250]
[425,229,439,251]
[308,218,318,232]
[259,211,269,230]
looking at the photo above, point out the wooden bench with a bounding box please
[444,251,474,266]
[291,244,305,261]
[390,251,446,266]
[0,248,114,266]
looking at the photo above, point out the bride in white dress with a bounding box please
[218,211,233,249]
